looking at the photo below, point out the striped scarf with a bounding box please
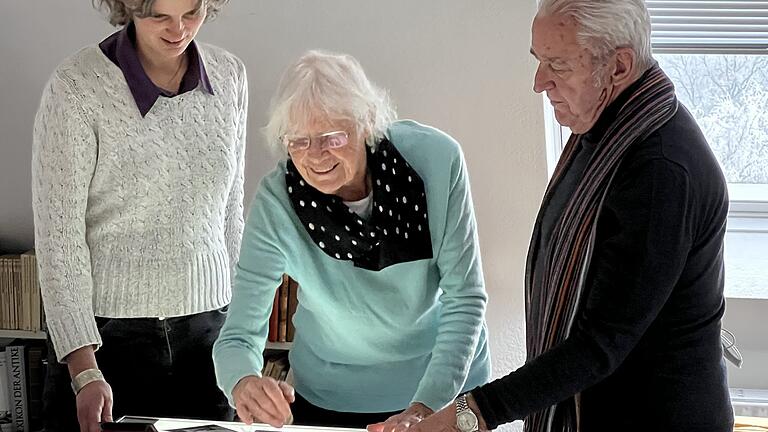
[524,64,678,432]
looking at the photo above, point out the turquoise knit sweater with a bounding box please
[213,120,490,412]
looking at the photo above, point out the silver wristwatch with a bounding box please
[456,393,479,432]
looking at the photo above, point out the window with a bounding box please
[649,1,768,300]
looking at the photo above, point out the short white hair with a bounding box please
[537,0,654,74]
[264,50,397,153]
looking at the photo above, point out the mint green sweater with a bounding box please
[213,120,490,412]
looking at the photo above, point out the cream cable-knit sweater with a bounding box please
[32,43,247,362]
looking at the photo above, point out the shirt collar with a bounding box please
[99,22,214,117]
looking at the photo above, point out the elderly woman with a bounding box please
[213,50,490,430]
[32,0,245,430]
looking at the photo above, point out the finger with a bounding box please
[236,400,256,425]
[102,395,114,423]
[77,403,100,432]
[394,422,412,432]
[243,393,287,428]
[259,381,292,424]
[278,380,295,403]
[367,422,385,432]
[380,420,399,432]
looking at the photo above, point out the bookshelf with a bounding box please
[0,329,46,341]
[265,341,292,351]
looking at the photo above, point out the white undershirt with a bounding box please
[344,192,373,220]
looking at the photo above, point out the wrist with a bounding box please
[70,368,105,395]
[65,346,98,378]
[465,393,488,431]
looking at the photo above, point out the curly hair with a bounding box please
[92,0,229,27]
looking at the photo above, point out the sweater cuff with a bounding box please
[46,309,102,363]
[214,347,263,408]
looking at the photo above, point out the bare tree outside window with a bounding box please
[657,54,768,185]
[657,54,768,299]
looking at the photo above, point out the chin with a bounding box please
[307,179,342,196]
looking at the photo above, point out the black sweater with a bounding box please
[472,93,733,431]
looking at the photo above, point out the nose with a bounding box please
[533,63,554,94]
[306,140,327,158]
[167,18,185,39]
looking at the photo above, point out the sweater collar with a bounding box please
[99,22,214,117]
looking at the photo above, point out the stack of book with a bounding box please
[267,275,299,343]
[0,251,43,332]
[261,351,290,383]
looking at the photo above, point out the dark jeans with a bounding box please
[291,392,400,429]
[43,308,233,432]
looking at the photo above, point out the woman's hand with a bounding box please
[367,402,434,432]
[66,346,112,432]
[232,375,295,428]
[76,379,113,432]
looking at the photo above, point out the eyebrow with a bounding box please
[152,7,199,17]
[530,48,570,65]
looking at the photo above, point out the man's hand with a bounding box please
[232,375,295,428]
[407,396,489,432]
[76,379,113,432]
[367,402,434,432]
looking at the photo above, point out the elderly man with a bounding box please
[404,1,733,431]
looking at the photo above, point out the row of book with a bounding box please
[0,342,46,432]
[261,351,290,383]
[0,251,44,332]
[268,275,298,343]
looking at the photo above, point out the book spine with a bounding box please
[286,279,299,342]
[0,352,10,422]
[277,276,289,342]
[6,346,28,432]
[268,289,278,343]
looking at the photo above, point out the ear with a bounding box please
[610,47,636,86]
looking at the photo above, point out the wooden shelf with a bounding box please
[265,341,292,350]
[0,329,47,340]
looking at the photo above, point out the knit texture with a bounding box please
[32,43,247,362]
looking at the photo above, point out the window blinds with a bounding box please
[647,1,768,53]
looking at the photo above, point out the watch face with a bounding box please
[457,411,478,431]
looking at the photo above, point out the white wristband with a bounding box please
[71,368,105,395]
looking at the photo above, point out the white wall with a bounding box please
[1,1,547,430]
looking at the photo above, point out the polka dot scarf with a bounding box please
[286,138,433,271]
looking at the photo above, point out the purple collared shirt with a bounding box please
[99,22,214,117]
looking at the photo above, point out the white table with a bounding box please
[117,416,365,432]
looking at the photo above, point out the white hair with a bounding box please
[264,50,397,154]
[537,0,654,75]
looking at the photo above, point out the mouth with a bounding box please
[162,37,186,47]
[309,163,339,175]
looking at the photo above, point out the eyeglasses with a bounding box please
[282,130,349,151]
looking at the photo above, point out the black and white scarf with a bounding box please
[286,138,433,271]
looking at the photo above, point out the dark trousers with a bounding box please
[291,392,400,429]
[43,308,233,432]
